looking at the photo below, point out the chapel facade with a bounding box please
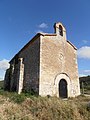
[4,22,80,98]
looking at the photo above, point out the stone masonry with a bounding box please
[4,22,80,98]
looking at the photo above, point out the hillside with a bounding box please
[0,91,90,120]
[0,80,4,89]
[79,76,90,94]
[79,76,90,83]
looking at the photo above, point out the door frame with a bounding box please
[54,73,71,97]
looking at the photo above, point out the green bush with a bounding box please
[10,93,26,103]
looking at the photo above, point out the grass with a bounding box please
[0,90,90,120]
[0,90,36,104]
[0,80,90,119]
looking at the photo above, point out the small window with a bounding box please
[59,25,63,36]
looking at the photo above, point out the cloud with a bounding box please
[77,46,90,59]
[0,77,3,80]
[36,30,43,33]
[79,74,87,77]
[82,40,88,44]
[83,70,90,73]
[0,59,10,71]
[0,70,5,80]
[0,59,10,80]
[38,23,48,28]
[79,69,90,77]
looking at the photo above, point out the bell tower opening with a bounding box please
[54,22,66,40]
[59,25,63,36]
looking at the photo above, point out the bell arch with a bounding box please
[59,25,63,36]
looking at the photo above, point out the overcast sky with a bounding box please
[0,0,90,80]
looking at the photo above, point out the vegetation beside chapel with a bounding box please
[0,80,4,89]
[80,76,90,94]
[0,76,90,120]
[0,91,90,120]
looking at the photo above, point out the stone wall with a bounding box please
[4,37,40,94]
[39,34,80,97]
[4,62,18,92]
[4,22,80,97]
[17,58,24,94]
[19,37,40,93]
[4,68,10,91]
[64,42,80,96]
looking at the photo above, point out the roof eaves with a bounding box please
[9,33,57,63]
[39,32,57,36]
[9,33,42,63]
[67,40,77,50]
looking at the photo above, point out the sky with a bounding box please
[0,0,90,80]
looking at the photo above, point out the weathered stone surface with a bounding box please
[39,23,80,97]
[4,68,10,91]
[4,22,80,98]
[19,38,40,93]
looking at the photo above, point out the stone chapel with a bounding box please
[4,22,80,98]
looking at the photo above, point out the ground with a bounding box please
[0,80,90,120]
[0,90,90,120]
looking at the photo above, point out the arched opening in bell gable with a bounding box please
[59,25,63,36]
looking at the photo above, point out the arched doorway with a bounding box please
[59,79,67,98]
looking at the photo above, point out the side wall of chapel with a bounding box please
[4,37,40,94]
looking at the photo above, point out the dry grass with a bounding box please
[0,92,90,120]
